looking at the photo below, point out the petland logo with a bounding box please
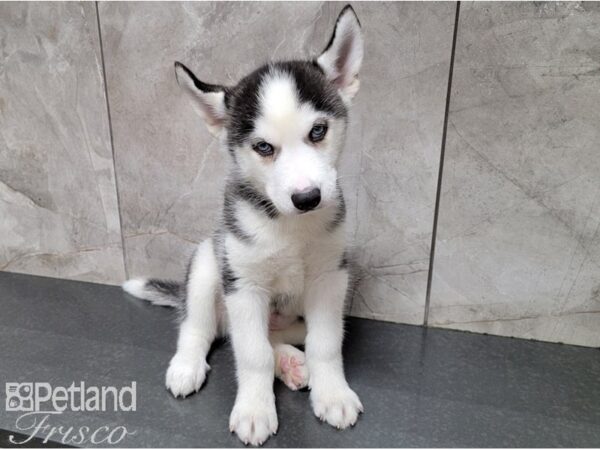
[5,382,137,445]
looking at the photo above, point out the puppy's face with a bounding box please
[175,6,363,216]
[225,63,348,215]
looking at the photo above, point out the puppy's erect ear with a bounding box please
[317,5,364,101]
[174,62,227,136]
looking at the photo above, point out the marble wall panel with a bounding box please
[349,2,456,323]
[0,3,126,284]
[429,2,600,346]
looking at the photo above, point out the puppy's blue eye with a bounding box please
[309,123,327,142]
[253,141,274,156]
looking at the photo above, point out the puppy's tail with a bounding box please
[122,277,183,308]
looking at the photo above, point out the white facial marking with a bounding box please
[259,72,300,139]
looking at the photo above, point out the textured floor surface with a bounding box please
[0,271,599,448]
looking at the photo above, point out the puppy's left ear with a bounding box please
[317,5,364,101]
[174,61,227,137]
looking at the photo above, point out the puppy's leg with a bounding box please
[304,269,363,429]
[270,321,309,391]
[227,287,277,446]
[165,239,220,398]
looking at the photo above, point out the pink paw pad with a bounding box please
[277,352,309,391]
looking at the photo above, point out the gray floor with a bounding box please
[0,271,599,448]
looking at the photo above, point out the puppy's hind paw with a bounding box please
[274,344,309,391]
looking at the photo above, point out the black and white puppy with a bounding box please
[123,5,364,446]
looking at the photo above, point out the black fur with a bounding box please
[226,61,347,149]
[280,61,347,119]
[223,191,254,242]
[321,5,361,54]
[225,65,264,149]
[174,61,225,93]
[213,231,240,295]
[147,279,182,298]
[221,251,239,295]
[231,180,279,219]
[339,251,349,270]
[328,185,347,231]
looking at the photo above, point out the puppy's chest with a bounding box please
[227,212,346,296]
[237,238,310,296]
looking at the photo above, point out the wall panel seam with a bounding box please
[423,1,461,326]
[94,1,129,280]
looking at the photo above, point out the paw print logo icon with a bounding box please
[5,383,34,412]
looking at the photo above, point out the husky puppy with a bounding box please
[123,5,364,445]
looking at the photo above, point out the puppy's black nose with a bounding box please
[291,188,321,212]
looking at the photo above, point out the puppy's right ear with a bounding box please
[317,5,363,102]
[174,62,227,137]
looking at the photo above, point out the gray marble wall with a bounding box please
[1,2,598,346]
[0,3,126,284]
[428,2,600,347]
[348,3,455,324]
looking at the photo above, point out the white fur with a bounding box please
[165,239,221,397]
[122,278,148,298]
[224,204,355,443]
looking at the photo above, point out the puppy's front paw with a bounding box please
[165,355,210,398]
[229,396,278,446]
[311,385,363,429]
